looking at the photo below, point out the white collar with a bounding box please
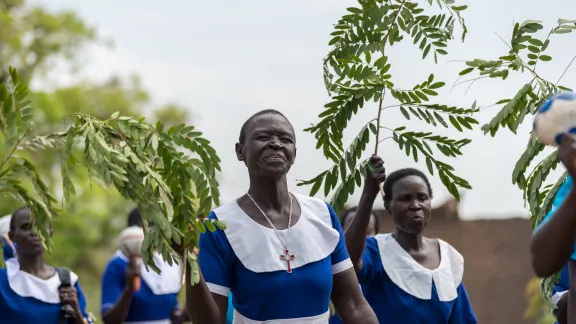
[374,233,464,301]
[6,257,78,304]
[214,193,340,273]
[114,250,182,295]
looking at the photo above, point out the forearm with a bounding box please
[185,265,222,324]
[102,289,133,324]
[339,300,378,324]
[345,188,377,272]
[531,189,576,277]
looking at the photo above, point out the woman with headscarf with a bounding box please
[0,207,92,323]
[345,156,477,323]
[101,208,188,324]
[186,109,378,323]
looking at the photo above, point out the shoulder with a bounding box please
[103,252,128,274]
[437,239,464,283]
[293,193,336,227]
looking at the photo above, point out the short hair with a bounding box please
[9,207,30,232]
[127,208,143,227]
[238,109,293,144]
[383,168,433,208]
[340,206,380,233]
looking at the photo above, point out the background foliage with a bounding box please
[457,18,576,307]
[0,0,213,320]
[297,0,478,213]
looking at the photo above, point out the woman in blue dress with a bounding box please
[186,109,378,323]
[101,208,188,324]
[345,156,477,323]
[329,207,379,324]
[0,207,92,323]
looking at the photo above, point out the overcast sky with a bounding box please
[33,0,576,220]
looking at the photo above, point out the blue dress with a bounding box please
[358,233,477,323]
[101,251,182,323]
[0,258,91,323]
[199,193,352,322]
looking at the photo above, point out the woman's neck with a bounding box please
[392,228,424,252]
[18,253,47,276]
[247,175,290,211]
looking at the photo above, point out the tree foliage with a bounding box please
[0,67,223,285]
[458,18,576,304]
[298,0,477,212]
[0,0,99,84]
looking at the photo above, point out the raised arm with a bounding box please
[101,258,140,324]
[530,134,576,277]
[345,156,385,273]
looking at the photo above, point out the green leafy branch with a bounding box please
[0,68,222,283]
[457,18,576,304]
[301,0,475,213]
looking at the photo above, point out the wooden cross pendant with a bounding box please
[280,249,295,273]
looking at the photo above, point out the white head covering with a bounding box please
[0,214,11,235]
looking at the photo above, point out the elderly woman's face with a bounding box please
[236,113,296,179]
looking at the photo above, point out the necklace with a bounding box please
[246,192,294,273]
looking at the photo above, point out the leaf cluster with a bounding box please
[0,68,223,284]
[299,0,475,212]
[457,18,576,304]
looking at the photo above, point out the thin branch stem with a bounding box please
[374,95,385,155]
[494,32,546,83]
[556,54,576,86]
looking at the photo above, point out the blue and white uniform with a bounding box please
[358,233,477,323]
[0,258,91,323]
[101,251,182,323]
[199,193,352,323]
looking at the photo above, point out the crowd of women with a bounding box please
[0,108,575,323]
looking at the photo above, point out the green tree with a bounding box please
[457,18,576,303]
[298,0,477,211]
[0,0,99,84]
[0,66,220,318]
[0,0,199,320]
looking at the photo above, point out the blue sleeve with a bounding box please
[326,203,351,274]
[74,281,93,323]
[535,177,576,260]
[357,236,383,284]
[226,292,234,324]
[100,259,126,315]
[449,283,477,324]
[199,212,234,296]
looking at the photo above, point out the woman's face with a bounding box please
[388,175,432,234]
[236,113,296,179]
[9,211,50,256]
